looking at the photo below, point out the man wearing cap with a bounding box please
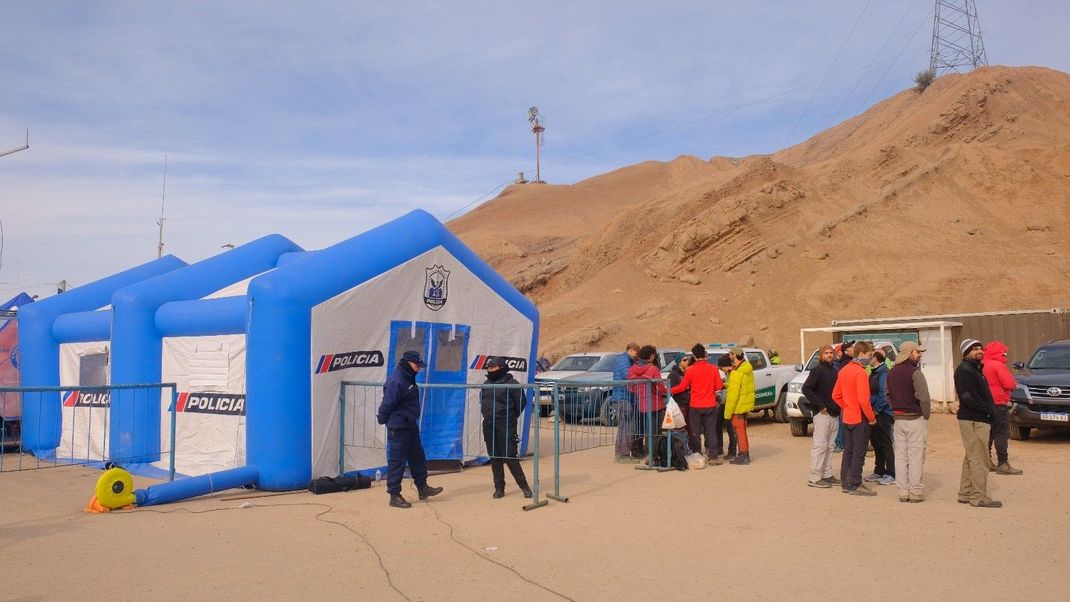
[377,350,443,508]
[480,356,533,499]
[954,339,1001,508]
[888,341,931,502]
[613,342,642,462]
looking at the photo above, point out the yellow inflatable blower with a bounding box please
[85,467,138,513]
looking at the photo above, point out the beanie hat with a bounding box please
[960,338,982,357]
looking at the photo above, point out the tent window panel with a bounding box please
[395,325,428,360]
[79,351,109,386]
[435,329,464,372]
[189,342,230,392]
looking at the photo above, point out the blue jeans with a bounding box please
[386,428,428,495]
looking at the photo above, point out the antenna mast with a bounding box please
[929,0,988,76]
[527,107,546,184]
[156,155,168,258]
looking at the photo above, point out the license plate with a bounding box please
[1040,412,1069,422]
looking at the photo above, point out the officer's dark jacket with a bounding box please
[480,369,527,422]
[377,361,422,429]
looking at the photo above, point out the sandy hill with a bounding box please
[449,66,1070,362]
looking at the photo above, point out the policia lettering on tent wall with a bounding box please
[424,265,450,311]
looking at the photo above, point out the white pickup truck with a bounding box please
[702,345,797,421]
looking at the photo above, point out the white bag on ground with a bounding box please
[685,452,707,470]
[662,399,687,430]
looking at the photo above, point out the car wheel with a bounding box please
[773,390,790,423]
[789,417,809,437]
[599,394,619,427]
[1009,426,1031,441]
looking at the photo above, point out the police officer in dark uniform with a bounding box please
[481,357,532,499]
[377,350,443,508]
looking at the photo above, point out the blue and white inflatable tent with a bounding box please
[19,210,538,495]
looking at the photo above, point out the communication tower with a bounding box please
[527,107,546,184]
[929,0,988,76]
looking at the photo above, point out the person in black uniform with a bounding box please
[481,357,533,499]
[377,350,443,509]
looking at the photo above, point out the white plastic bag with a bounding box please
[662,399,687,430]
[685,452,707,470]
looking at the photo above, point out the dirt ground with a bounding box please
[3,414,1069,601]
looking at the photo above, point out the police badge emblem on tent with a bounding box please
[424,265,450,310]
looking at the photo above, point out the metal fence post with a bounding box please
[523,383,549,510]
[338,382,347,476]
[169,385,177,482]
[546,381,567,503]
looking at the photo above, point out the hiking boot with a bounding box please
[820,476,842,486]
[725,451,737,461]
[808,479,831,489]
[846,486,877,497]
[957,497,971,504]
[492,489,505,499]
[908,493,925,503]
[899,495,910,503]
[389,494,412,509]
[972,498,1003,508]
[417,485,443,500]
[863,472,881,482]
[877,474,896,486]
[729,452,750,465]
[995,462,1024,475]
[708,456,725,466]
[521,486,533,499]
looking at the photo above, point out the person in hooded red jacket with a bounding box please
[982,341,1024,475]
[628,345,668,464]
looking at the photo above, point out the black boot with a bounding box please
[418,485,443,500]
[520,486,533,499]
[729,452,751,465]
[389,494,411,508]
[493,489,505,499]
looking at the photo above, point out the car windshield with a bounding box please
[551,356,599,371]
[589,355,618,371]
[1028,348,1070,370]
[805,349,821,370]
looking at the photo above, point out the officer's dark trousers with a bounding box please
[483,420,529,491]
[386,427,428,495]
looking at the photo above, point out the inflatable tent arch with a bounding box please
[18,256,187,456]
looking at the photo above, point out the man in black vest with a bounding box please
[481,356,533,499]
[955,339,1001,508]
[888,341,931,502]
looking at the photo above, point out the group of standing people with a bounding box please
[612,342,755,467]
[803,337,1022,506]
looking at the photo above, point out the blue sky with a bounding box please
[1,1,1068,299]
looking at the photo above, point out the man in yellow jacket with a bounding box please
[724,349,755,465]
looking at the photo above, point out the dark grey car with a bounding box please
[1009,341,1070,440]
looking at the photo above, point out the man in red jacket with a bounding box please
[982,341,1024,475]
[833,341,877,496]
[671,343,725,464]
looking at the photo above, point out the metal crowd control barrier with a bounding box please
[339,380,548,510]
[542,378,677,502]
[0,383,178,481]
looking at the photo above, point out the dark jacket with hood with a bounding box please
[955,357,995,423]
[668,365,691,406]
[802,359,840,417]
[869,362,891,416]
[480,368,527,422]
[377,361,422,429]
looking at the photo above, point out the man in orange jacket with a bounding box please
[833,341,877,496]
[670,343,725,464]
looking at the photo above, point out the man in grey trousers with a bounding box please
[887,341,931,502]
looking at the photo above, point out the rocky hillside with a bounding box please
[449,66,1070,362]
